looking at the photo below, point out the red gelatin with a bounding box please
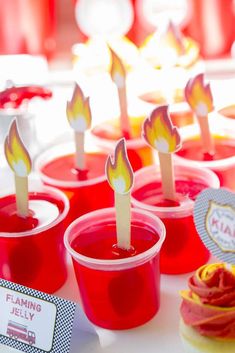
[132,180,209,274]
[131,165,220,274]
[91,116,154,171]
[38,151,113,222]
[71,222,160,329]
[139,95,194,128]
[169,109,194,128]
[176,137,235,190]
[178,138,235,160]
[0,190,68,293]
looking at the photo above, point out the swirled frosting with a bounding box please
[180,263,235,339]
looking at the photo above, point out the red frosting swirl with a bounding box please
[180,263,235,339]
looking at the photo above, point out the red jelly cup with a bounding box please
[0,183,69,293]
[35,143,113,222]
[175,123,235,191]
[138,100,195,128]
[64,207,165,329]
[131,165,220,274]
[90,116,154,171]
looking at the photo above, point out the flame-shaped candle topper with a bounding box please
[185,73,214,154]
[143,106,181,201]
[143,105,181,154]
[5,120,32,176]
[66,83,91,132]
[185,73,213,117]
[110,47,126,88]
[66,83,92,170]
[106,138,133,194]
[4,120,32,217]
[162,20,186,57]
[106,138,133,250]
[109,46,131,138]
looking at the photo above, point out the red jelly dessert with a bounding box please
[64,208,165,329]
[139,95,194,128]
[36,145,113,222]
[177,138,235,161]
[131,165,220,274]
[175,129,235,190]
[0,187,69,293]
[91,116,154,171]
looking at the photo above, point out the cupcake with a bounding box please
[180,263,235,353]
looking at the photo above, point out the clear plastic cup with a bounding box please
[167,102,195,128]
[0,181,69,293]
[131,164,220,274]
[136,98,195,128]
[64,207,166,329]
[90,116,154,171]
[217,104,235,128]
[35,142,113,223]
[175,122,235,190]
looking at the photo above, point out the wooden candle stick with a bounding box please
[106,138,133,250]
[114,192,131,250]
[109,46,131,138]
[74,131,85,170]
[197,115,214,154]
[185,73,214,155]
[158,152,175,200]
[143,105,181,201]
[66,83,92,170]
[4,120,32,217]
[14,175,29,217]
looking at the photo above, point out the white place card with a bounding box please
[0,279,99,353]
[194,187,235,264]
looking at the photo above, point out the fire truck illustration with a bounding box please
[7,320,36,345]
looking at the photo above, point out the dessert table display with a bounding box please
[0,47,235,353]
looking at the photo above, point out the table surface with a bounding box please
[0,256,191,353]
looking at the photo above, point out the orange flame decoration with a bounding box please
[109,47,126,88]
[162,21,186,56]
[143,106,181,153]
[185,73,214,116]
[106,139,133,194]
[66,83,92,132]
[4,120,32,177]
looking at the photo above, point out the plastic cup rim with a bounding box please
[131,164,220,215]
[64,207,166,269]
[34,142,107,188]
[176,123,235,169]
[217,103,235,118]
[0,185,69,238]
[90,123,147,149]
[91,132,146,149]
